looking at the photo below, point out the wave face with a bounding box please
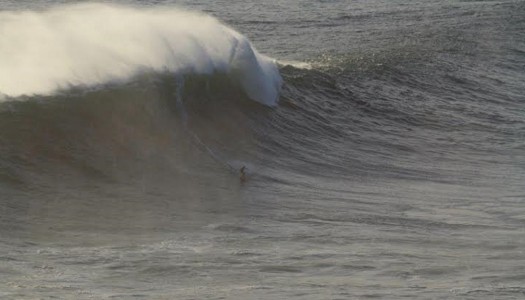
[0,3,282,105]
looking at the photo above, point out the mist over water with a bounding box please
[1,1,524,299]
[0,3,281,105]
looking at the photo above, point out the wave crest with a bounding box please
[0,3,282,106]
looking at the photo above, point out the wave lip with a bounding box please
[0,3,282,106]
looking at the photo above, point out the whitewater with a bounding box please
[0,3,282,105]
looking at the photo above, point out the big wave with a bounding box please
[0,3,282,106]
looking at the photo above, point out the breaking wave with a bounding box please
[0,3,522,192]
[0,3,282,106]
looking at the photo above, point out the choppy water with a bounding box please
[1,1,524,299]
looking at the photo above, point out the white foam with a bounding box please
[0,3,282,106]
[277,60,313,70]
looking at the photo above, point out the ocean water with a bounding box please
[0,0,524,299]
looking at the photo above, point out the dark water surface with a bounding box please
[1,1,524,299]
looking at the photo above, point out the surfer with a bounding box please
[240,166,247,182]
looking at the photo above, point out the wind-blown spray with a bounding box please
[0,3,282,106]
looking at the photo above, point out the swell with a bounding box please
[269,47,525,183]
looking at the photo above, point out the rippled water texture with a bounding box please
[0,1,524,299]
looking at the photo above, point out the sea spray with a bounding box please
[0,3,282,106]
